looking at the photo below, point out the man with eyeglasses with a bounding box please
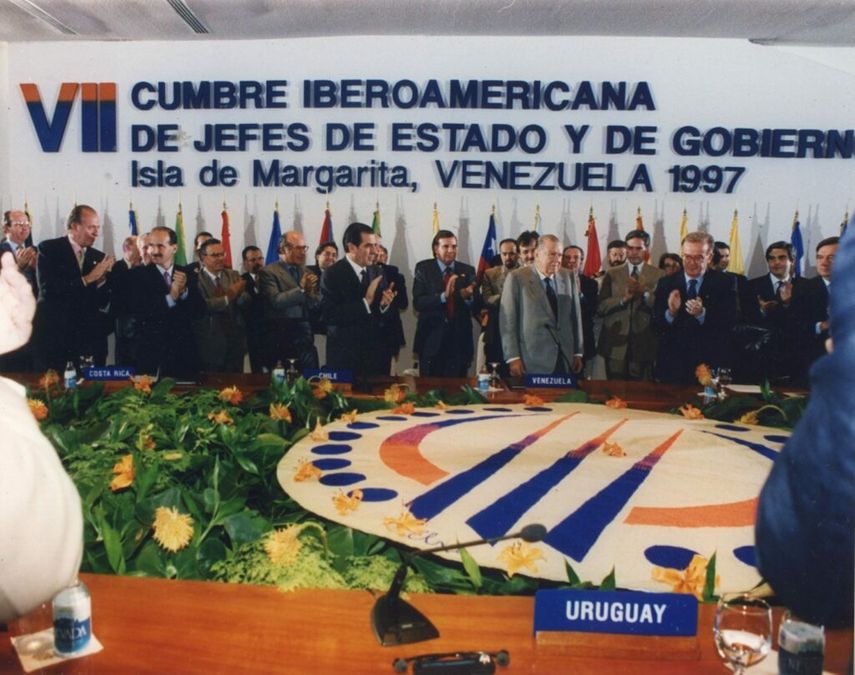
[596,230,663,381]
[259,230,320,371]
[193,238,249,373]
[0,210,38,371]
[653,231,737,383]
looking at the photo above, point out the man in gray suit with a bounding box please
[194,238,249,372]
[500,234,583,376]
[597,229,664,380]
[259,230,320,370]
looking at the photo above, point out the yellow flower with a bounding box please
[110,454,135,492]
[39,370,60,391]
[132,374,153,394]
[605,396,627,409]
[293,459,322,482]
[162,451,183,461]
[341,409,359,424]
[269,402,292,422]
[679,404,704,420]
[332,489,363,515]
[736,410,759,425]
[152,506,194,553]
[312,378,334,400]
[384,385,407,404]
[309,419,329,442]
[523,394,544,406]
[695,363,715,387]
[27,398,48,421]
[219,386,244,405]
[602,441,626,457]
[651,554,718,600]
[392,402,415,415]
[435,400,450,410]
[498,541,546,577]
[264,525,302,565]
[383,508,428,537]
[208,409,234,425]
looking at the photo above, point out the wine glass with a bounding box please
[286,358,300,385]
[714,594,772,674]
[717,367,733,388]
[488,362,501,390]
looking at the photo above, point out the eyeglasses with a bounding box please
[9,221,29,227]
[682,254,706,263]
[287,245,310,252]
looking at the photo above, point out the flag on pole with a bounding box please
[221,201,233,268]
[476,207,498,283]
[533,204,542,233]
[174,202,188,266]
[790,210,805,277]
[582,207,602,277]
[266,202,282,265]
[679,207,689,243]
[841,210,850,236]
[129,202,138,235]
[319,203,334,244]
[727,209,745,275]
[432,202,440,235]
[372,202,381,238]
[635,206,644,231]
[24,198,34,247]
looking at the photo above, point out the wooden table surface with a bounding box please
[1,573,851,674]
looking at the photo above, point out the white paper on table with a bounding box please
[11,627,103,673]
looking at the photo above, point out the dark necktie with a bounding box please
[775,280,783,298]
[443,267,456,318]
[163,270,171,288]
[360,268,369,290]
[687,278,698,300]
[631,265,639,279]
[544,277,558,318]
[289,266,301,285]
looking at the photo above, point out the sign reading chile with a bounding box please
[21,82,117,152]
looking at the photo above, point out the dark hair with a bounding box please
[816,236,840,253]
[564,244,584,257]
[151,225,177,245]
[517,230,539,247]
[315,240,338,257]
[66,204,96,230]
[431,229,457,253]
[343,222,373,250]
[606,239,626,251]
[194,231,213,248]
[242,245,262,260]
[2,211,9,229]
[712,241,731,266]
[378,244,389,255]
[624,229,650,246]
[658,252,682,270]
[199,238,222,256]
[765,241,794,261]
[498,238,518,251]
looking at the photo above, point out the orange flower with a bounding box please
[651,554,718,600]
[269,402,292,422]
[312,378,334,400]
[736,410,759,425]
[39,370,60,391]
[498,541,546,577]
[384,385,407,404]
[605,396,628,409]
[27,398,48,421]
[133,375,153,394]
[332,489,363,515]
[435,400,450,410]
[340,409,359,424]
[383,508,428,537]
[523,394,544,406]
[110,454,135,492]
[679,404,704,420]
[392,402,415,415]
[309,419,329,442]
[219,385,243,405]
[695,363,715,387]
[602,441,626,457]
[141,435,156,450]
[293,459,322,482]
[208,409,234,425]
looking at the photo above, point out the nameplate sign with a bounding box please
[525,373,578,389]
[534,589,697,637]
[85,367,135,380]
[303,369,353,383]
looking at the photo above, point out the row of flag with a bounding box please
[124,200,849,276]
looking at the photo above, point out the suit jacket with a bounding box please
[33,236,111,370]
[378,263,408,352]
[0,241,38,297]
[578,274,599,361]
[194,268,249,372]
[241,271,268,371]
[597,262,663,363]
[500,266,583,374]
[653,269,738,383]
[258,261,318,321]
[480,265,514,363]
[412,258,479,366]
[791,276,831,377]
[320,258,388,376]
[128,263,206,378]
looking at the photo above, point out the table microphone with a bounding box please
[371,523,547,646]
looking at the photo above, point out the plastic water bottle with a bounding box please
[477,365,490,393]
[52,579,91,656]
[273,361,285,384]
[63,361,77,390]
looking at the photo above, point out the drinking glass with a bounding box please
[488,362,501,390]
[716,367,733,388]
[713,594,772,674]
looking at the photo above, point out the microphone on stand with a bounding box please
[371,523,547,646]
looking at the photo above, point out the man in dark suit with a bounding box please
[0,210,38,372]
[562,244,599,376]
[376,243,408,375]
[111,235,143,367]
[240,245,268,373]
[32,204,115,371]
[654,231,738,384]
[126,225,205,379]
[413,229,480,377]
[321,222,396,377]
[791,236,839,384]
[307,240,338,342]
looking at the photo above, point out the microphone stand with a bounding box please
[371,524,546,646]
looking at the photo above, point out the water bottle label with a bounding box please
[54,615,91,654]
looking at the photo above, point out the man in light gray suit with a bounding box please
[194,238,249,372]
[500,234,584,376]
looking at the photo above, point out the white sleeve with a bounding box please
[0,377,83,622]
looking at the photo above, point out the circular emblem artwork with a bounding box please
[277,403,787,594]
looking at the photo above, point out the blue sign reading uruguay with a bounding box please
[534,589,697,636]
[525,373,577,388]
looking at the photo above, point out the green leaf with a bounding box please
[233,453,260,475]
[197,539,228,574]
[134,540,164,576]
[99,512,126,575]
[459,547,483,590]
[555,389,588,403]
[704,552,718,602]
[599,567,616,590]
[134,463,158,502]
[564,559,581,586]
[327,527,355,558]
[222,511,270,547]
